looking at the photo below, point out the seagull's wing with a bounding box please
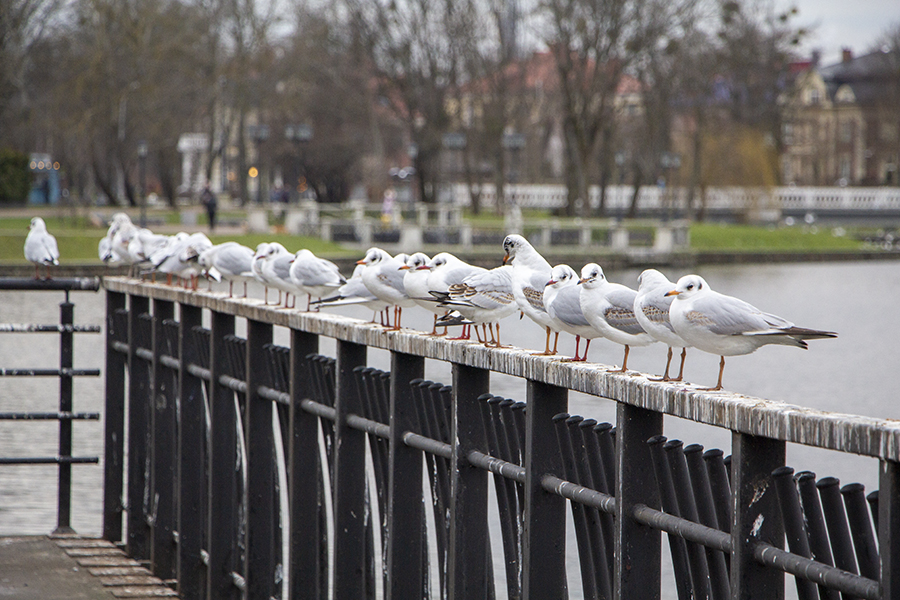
[43,233,60,263]
[686,293,782,336]
[639,291,677,333]
[523,269,550,311]
[553,286,591,328]
[604,287,644,335]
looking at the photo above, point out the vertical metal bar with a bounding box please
[103,291,127,542]
[55,295,74,533]
[580,419,615,581]
[522,379,567,600]
[150,299,176,579]
[841,483,880,581]
[684,444,729,600]
[485,396,521,600]
[615,403,662,600]
[127,294,151,560]
[703,449,732,535]
[772,466,819,600]
[866,491,878,532]
[795,471,841,600]
[177,304,204,600]
[664,440,710,600]
[206,310,240,600]
[332,340,368,600]
[730,432,785,600]
[448,363,491,599]
[289,330,322,600]
[878,460,900,600]
[244,319,275,600]
[385,351,426,599]
[816,477,860,584]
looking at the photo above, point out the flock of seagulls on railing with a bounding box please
[30,213,838,391]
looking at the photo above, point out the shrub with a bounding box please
[0,148,31,205]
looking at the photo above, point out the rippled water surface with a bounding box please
[0,259,896,599]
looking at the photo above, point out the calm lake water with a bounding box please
[0,258,896,599]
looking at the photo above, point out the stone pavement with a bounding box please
[0,536,178,599]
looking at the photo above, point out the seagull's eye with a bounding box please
[686,283,694,290]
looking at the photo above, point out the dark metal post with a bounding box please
[177,304,204,599]
[54,294,74,533]
[331,339,368,599]
[448,363,491,598]
[615,403,663,599]
[386,351,426,599]
[150,299,176,579]
[730,432,785,600]
[288,330,321,600]
[244,319,275,599]
[127,295,151,559]
[841,483,879,580]
[879,459,900,600]
[522,379,568,600]
[772,466,819,600]
[207,310,240,600]
[103,291,127,541]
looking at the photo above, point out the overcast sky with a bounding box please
[782,0,899,64]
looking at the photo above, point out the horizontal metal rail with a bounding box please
[300,398,336,421]
[0,412,100,421]
[754,542,880,599]
[0,456,99,465]
[467,450,526,483]
[0,368,100,377]
[0,277,101,291]
[0,324,101,333]
[542,474,616,513]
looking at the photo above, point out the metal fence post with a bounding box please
[177,303,204,599]
[615,402,663,599]
[448,363,491,598]
[386,351,425,599]
[332,339,368,599]
[288,330,321,600]
[54,292,75,533]
[522,379,568,600]
[103,290,127,542]
[150,298,176,579]
[244,318,275,599]
[730,432,785,600]
[207,310,241,600]
[127,294,151,560]
[880,459,900,599]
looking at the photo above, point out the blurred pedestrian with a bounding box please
[201,184,218,232]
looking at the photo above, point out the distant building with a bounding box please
[781,48,900,186]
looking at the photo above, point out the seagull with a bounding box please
[424,253,485,340]
[127,229,169,269]
[98,236,116,264]
[502,234,558,355]
[579,263,654,373]
[666,274,837,391]
[108,214,139,270]
[259,242,302,308]
[251,243,275,304]
[25,217,59,279]
[289,249,346,311]
[312,264,390,324]
[634,269,691,381]
[437,265,517,347]
[198,242,255,297]
[148,232,189,284]
[400,252,447,334]
[543,264,604,361]
[357,248,415,329]
[153,232,211,288]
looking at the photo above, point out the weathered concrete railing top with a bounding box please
[105,276,900,461]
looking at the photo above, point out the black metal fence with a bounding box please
[102,277,900,600]
[0,277,102,533]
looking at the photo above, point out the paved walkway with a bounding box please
[0,536,178,599]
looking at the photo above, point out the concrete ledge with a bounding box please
[104,276,900,461]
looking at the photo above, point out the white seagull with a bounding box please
[258,242,302,308]
[579,263,654,372]
[634,269,691,381]
[251,243,275,304]
[25,217,59,279]
[424,253,485,340]
[400,252,447,335]
[312,264,390,324]
[544,264,604,361]
[437,265,518,347]
[666,274,837,391]
[289,249,346,311]
[502,234,558,355]
[357,248,415,329]
[198,242,255,297]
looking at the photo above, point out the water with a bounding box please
[1,259,896,597]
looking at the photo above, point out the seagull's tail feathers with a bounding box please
[436,311,472,327]
[747,326,837,349]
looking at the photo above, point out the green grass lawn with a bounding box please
[689,222,866,252]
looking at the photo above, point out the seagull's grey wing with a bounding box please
[523,269,550,311]
[639,292,676,333]
[689,294,780,336]
[272,256,294,280]
[553,287,591,328]
[443,264,485,286]
[603,287,645,335]
[43,233,60,262]
[218,246,254,276]
[378,261,408,294]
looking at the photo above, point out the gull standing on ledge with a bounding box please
[312,264,390,325]
[289,249,346,311]
[502,234,558,355]
[25,217,59,279]
[666,274,837,391]
[198,242,255,297]
[437,265,517,347]
[544,264,604,361]
[358,248,415,329]
[579,263,654,372]
[634,269,691,381]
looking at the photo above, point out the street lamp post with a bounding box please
[248,124,269,204]
[137,141,148,228]
[284,124,313,201]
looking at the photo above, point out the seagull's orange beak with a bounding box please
[546,280,556,287]
[356,259,367,265]
[664,289,679,297]
[398,265,410,270]
[577,278,587,285]
[502,254,510,264]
